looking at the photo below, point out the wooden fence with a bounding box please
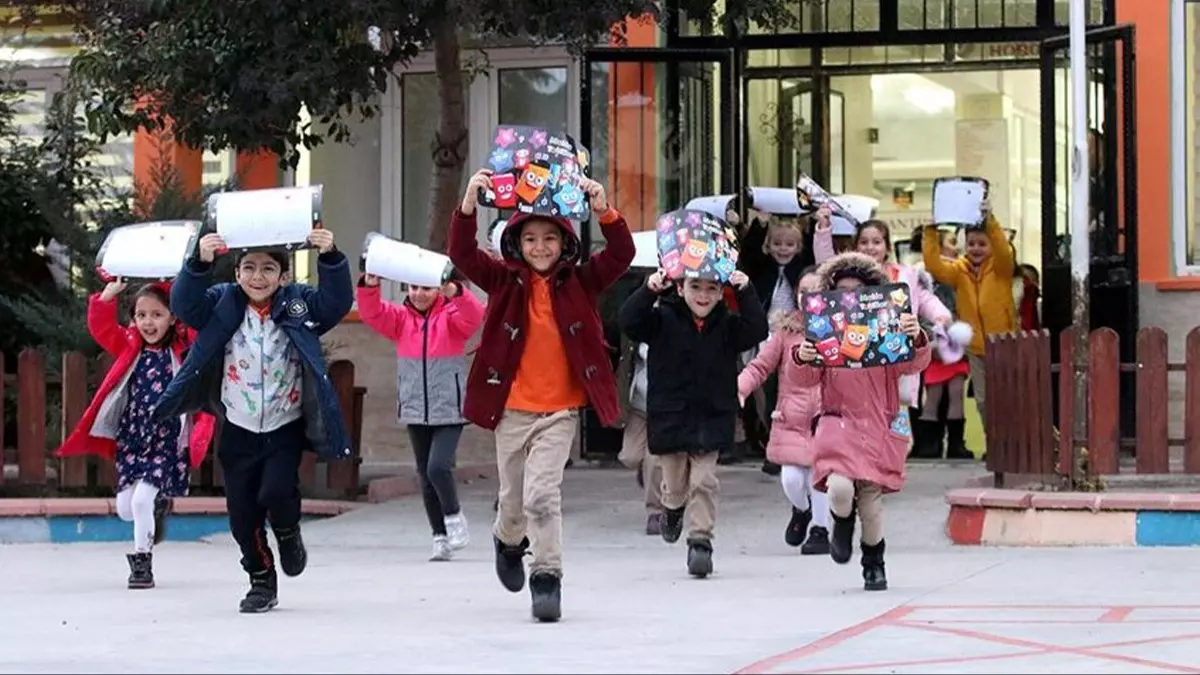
[1,348,365,499]
[985,325,1200,485]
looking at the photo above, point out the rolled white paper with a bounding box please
[747,187,803,215]
[210,185,322,250]
[630,230,659,269]
[364,234,452,287]
[932,177,989,226]
[97,220,200,280]
[829,194,880,235]
[684,194,737,221]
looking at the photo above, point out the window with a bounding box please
[1185,1,1200,268]
[400,72,469,248]
[498,67,569,130]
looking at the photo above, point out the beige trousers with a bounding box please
[826,474,885,546]
[967,352,987,425]
[618,410,662,514]
[658,452,719,541]
[493,409,580,576]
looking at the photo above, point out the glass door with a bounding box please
[743,74,844,198]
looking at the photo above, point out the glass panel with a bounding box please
[830,92,845,194]
[900,0,948,30]
[747,48,812,68]
[1054,0,1107,26]
[745,77,812,188]
[1188,1,1200,265]
[953,42,1043,63]
[401,72,469,247]
[822,44,946,66]
[747,0,879,34]
[498,67,569,130]
[587,60,722,244]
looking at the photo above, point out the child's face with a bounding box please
[965,231,992,266]
[855,226,889,264]
[133,294,173,345]
[767,227,803,265]
[519,219,564,273]
[796,272,822,296]
[940,232,958,258]
[236,253,287,304]
[835,277,864,292]
[682,278,722,319]
[407,285,440,312]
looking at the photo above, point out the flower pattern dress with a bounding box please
[115,347,188,496]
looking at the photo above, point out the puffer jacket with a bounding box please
[356,280,486,426]
[921,213,1017,355]
[738,311,820,467]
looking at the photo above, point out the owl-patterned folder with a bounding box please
[800,283,914,368]
[479,125,592,222]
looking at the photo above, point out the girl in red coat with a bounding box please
[57,279,214,590]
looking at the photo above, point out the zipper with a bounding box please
[455,373,462,415]
[421,317,430,424]
[258,315,266,433]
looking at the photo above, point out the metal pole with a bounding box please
[1069,0,1091,488]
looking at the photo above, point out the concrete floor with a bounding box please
[4,464,1200,674]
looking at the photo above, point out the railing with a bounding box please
[1,349,365,499]
[985,326,1200,487]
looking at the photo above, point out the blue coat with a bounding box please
[154,251,356,460]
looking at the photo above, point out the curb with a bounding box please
[365,463,498,504]
[945,488,1200,546]
[0,497,359,518]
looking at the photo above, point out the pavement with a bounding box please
[5,463,1200,674]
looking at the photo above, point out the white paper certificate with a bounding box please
[630,230,659,269]
[97,220,200,279]
[210,185,322,250]
[933,177,989,226]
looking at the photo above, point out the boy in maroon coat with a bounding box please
[448,169,634,622]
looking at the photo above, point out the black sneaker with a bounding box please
[152,495,171,546]
[830,511,856,565]
[801,525,830,555]
[529,571,562,623]
[239,569,278,613]
[784,507,812,547]
[761,460,782,476]
[661,506,685,544]
[274,525,308,578]
[686,538,713,578]
[494,536,529,593]
[126,552,154,590]
[861,539,888,591]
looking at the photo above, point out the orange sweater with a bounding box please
[506,274,588,413]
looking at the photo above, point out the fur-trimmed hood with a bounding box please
[813,252,887,290]
[497,212,581,269]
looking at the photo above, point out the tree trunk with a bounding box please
[425,19,468,253]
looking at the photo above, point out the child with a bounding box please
[58,279,214,589]
[1018,263,1041,331]
[922,206,1017,425]
[617,337,662,535]
[737,266,829,555]
[791,252,932,591]
[448,169,633,623]
[619,267,767,578]
[153,228,354,614]
[356,272,485,561]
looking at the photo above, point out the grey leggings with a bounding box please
[920,375,966,422]
[407,424,464,536]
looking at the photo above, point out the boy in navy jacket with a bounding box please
[155,228,354,613]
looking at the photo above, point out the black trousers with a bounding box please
[407,424,464,536]
[219,420,305,574]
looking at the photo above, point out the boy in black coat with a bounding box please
[618,269,768,578]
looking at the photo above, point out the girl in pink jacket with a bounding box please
[792,253,932,592]
[737,266,830,556]
[357,273,485,561]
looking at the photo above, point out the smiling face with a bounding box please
[235,252,288,305]
[132,291,173,345]
[682,278,722,319]
[767,225,803,265]
[519,219,565,273]
[965,230,992,266]
[407,285,440,312]
[855,224,890,264]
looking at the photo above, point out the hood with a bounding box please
[814,252,887,291]
[498,212,582,268]
[769,309,805,334]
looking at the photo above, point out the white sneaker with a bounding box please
[430,535,453,562]
[444,512,470,550]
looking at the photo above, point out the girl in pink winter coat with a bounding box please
[737,267,831,556]
[792,253,932,592]
[357,273,485,561]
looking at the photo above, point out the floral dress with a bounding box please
[115,347,189,496]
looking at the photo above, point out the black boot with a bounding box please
[529,571,562,622]
[861,539,888,591]
[126,552,154,589]
[761,460,782,476]
[801,525,830,555]
[239,569,278,613]
[686,538,713,578]
[494,536,529,592]
[784,507,812,547]
[152,495,171,546]
[274,525,308,578]
[945,419,975,459]
[829,509,856,565]
[661,506,685,544]
[908,419,940,459]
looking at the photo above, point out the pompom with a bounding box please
[947,321,973,347]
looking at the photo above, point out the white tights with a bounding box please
[116,481,159,553]
[779,465,829,529]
